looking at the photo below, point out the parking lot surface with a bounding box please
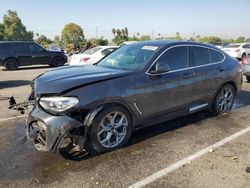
[1,65,250,188]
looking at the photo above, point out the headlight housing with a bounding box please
[39,96,79,113]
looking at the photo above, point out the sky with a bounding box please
[0,0,250,40]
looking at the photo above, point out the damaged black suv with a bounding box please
[13,40,242,154]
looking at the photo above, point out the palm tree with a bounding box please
[112,28,116,36]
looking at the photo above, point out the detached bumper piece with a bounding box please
[8,96,34,114]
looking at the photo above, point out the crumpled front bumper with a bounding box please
[27,106,83,152]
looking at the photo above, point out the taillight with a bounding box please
[80,57,90,63]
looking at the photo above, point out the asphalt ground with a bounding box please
[0,65,250,188]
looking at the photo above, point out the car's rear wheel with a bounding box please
[246,76,250,82]
[52,57,64,67]
[4,59,19,70]
[89,105,132,153]
[212,84,235,115]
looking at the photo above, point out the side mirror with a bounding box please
[150,61,170,74]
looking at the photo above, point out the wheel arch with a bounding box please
[3,57,20,66]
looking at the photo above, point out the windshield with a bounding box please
[84,47,102,55]
[97,44,159,70]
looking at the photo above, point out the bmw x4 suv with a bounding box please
[13,40,242,154]
[0,41,67,70]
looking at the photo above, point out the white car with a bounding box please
[70,46,118,66]
[223,43,250,60]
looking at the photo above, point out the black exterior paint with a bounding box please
[26,40,242,152]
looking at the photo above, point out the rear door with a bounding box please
[140,46,195,117]
[191,46,225,105]
[26,43,51,65]
[11,43,33,65]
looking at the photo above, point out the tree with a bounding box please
[53,35,62,48]
[112,28,116,36]
[61,23,85,48]
[2,10,33,40]
[112,27,129,45]
[198,36,222,44]
[0,23,4,40]
[235,36,245,43]
[140,35,151,41]
[36,34,52,48]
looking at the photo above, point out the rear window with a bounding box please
[0,43,11,51]
[83,47,102,55]
[192,46,210,66]
[210,49,224,63]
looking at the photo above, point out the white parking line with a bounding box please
[128,125,250,188]
[0,115,27,123]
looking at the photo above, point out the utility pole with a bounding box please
[152,30,155,40]
[96,27,98,39]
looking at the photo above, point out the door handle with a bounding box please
[217,67,224,72]
[181,73,193,78]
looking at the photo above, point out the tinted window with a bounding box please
[27,43,42,53]
[156,46,188,71]
[0,43,11,51]
[12,43,28,52]
[192,47,210,66]
[210,49,224,63]
[243,44,250,49]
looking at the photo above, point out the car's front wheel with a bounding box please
[89,105,132,153]
[212,84,235,115]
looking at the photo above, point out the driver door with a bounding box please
[26,43,50,65]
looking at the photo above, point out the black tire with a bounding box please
[89,105,132,153]
[212,84,235,115]
[241,53,246,61]
[246,76,250,82]
[51,57,64,67]
[4,59,19,70]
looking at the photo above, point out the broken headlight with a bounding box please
[39,96,79,113]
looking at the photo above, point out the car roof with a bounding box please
[0,41,34,43]
[128,40,220,50]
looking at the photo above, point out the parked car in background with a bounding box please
[69,46,118,66]
[19,40,242,154]
[211,42,229,49]
[0,41,67,70]
[222,43,250,60]
[242,54,250,82]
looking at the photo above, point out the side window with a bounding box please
[0,43,11,51]
[101,48,116,56]
[156,46,188,71]
[27,43,42,53]
[192,47,210,66]
[242,44,249,49]
[11,43,28,52]
[210,49,224,63]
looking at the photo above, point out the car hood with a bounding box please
[34,65,130,94]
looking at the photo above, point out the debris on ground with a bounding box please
[246,167,250,173]
[209,149,214,153]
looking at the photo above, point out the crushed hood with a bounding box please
[34,65,129,94]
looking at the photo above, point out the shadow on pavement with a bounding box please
[0,80,31,89]
[62,89,250,161]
